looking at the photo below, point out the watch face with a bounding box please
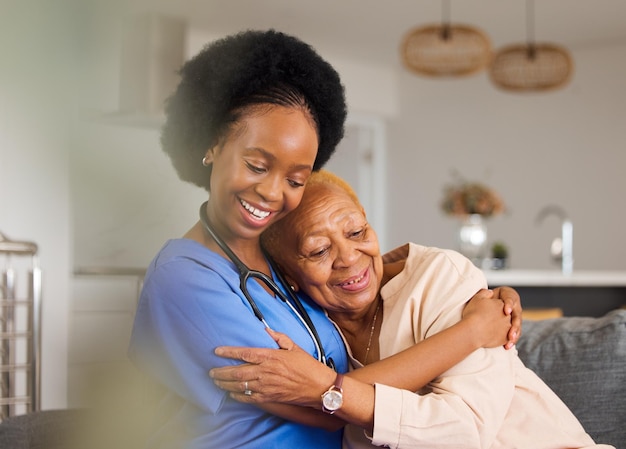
[322,390,343,411]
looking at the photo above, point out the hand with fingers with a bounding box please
[492,286,523,348]
[210,328,336,408]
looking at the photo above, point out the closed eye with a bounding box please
[309,247,329,258]
[349,227,366,238]
[245,161,266,174]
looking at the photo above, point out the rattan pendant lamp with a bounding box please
[401,0,492,77]
[489,0,573,92]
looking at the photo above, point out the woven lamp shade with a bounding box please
[401,24,492,77]
[489,43,573,92]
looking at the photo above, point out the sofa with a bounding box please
[516,308,626,448]
[0,408,87,449]
[1,309,625,449]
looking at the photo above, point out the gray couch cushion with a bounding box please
[0,409,87,449]
[516,309,626,449]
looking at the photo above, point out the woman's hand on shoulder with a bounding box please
[492,286,522,348]
[462,289,513,350]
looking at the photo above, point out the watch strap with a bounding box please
[332,372,344,390]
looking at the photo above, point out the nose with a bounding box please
[254,174,282,202]
[333,239,361,269]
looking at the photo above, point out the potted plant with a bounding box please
[491,241,509,270]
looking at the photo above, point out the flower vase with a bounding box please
[458,214,487,264]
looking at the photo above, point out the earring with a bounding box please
[202,155,211,167]
[289,285,296,291]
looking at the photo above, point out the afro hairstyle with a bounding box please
[160,29,347,191]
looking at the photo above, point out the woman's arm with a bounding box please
[257,403,343,431]
[211,289,513,430]
[251,292,515,432]
[212,328,372,431]
[350,289,512,390]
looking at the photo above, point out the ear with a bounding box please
[203,146,216,165]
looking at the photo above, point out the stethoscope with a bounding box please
[199,201,335,370]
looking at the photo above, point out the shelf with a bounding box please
[483,269,626,287]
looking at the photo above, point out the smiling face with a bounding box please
[269,181,384,318]
[203,105,319,247]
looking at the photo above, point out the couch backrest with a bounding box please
[516,309,626,449]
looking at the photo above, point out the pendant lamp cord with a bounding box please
[441,0,451,40]
[526,0,536,58]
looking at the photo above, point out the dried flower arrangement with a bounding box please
[441,180,505,218]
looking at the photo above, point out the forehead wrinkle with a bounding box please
[294,199,333,246]
[295,195,362,251]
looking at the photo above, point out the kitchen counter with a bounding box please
[482,269,626,317]
[483,269,626,287]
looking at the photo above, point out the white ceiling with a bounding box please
[125,0,626,66]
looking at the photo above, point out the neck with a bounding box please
[193,201,268,273]
[330,297,382,364]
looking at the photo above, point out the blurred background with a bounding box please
[1,0,625,410]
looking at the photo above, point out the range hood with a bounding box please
[102,13,186,128]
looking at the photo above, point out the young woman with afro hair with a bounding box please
[129,29,351,449]
[129,29,522,448]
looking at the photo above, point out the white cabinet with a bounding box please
[68,271,143,407]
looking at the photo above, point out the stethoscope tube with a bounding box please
[199,202,334,369]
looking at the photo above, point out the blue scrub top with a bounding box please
[129,239,348,448]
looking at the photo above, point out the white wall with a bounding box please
[385,42,626,270]
[71,123,207,269]
[187,29,400,117]
[0,1,75,410]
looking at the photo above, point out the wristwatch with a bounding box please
[321,373,344,414]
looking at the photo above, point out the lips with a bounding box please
[337,266,370,292]
[240,198,271,220]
